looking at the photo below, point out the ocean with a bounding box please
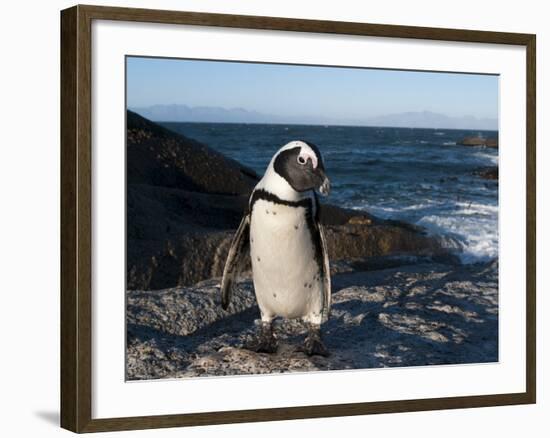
[160,122,499,264]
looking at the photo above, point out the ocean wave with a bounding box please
[417,213,497,263]
[349,198,497,263]
[472,151,498,165]
[352,201,437,216]
[453,201,498,215]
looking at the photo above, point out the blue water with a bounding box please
[161,122,499,263]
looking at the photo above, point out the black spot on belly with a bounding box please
[266,209,269,214]
[304,282,308,288]
[273,293,277,298]
[272,211,277,215]
[308,283,312,288]
[257,256,261,262]
[294,225,299,230]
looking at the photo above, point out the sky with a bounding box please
[126,56,498,124]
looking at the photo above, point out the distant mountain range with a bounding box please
[363,111,498,130]
[130,105,498,130]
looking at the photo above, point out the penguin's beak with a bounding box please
[315,168,331,196]
[319,176,331,196]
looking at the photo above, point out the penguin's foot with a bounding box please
[246,322,278,354]
[302,325,330,357]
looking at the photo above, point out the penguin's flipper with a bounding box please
[317,223,332,317]
[221,214,251,310]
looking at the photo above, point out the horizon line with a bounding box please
[128,105,498,131]
[148,118,499,132]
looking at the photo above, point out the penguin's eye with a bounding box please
[297,156,307,165]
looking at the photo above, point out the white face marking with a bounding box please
[255,141,320,202]
[297,148,318,169]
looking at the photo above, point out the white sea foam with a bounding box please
[417,206,498,263]
[353,199,498,264]
[454,201,498,215]
[472,151,498,166]
[356,201,436,216]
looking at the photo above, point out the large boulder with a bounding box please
[127,110,259,194]
[127,111,457,290]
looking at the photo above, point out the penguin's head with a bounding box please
[272,140,330,196]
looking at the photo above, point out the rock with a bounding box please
[127,110,259,194]
[128,213,454,290]
[458,136,485,146]
[323,222,447,261]
[126,261,498,380]
[458,136,498,148]
[473,166,498,180]
[347,216,373,225]
[126,180,252,288]
[127,111,457,290]
[127,111,258,289]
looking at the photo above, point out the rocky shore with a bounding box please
[126,111,498,379]
[127,260,498,379]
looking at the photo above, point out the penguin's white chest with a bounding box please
[250,199,322,320]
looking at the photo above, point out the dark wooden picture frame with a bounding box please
[61,4,536,433]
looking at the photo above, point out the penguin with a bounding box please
[221,140,331,356]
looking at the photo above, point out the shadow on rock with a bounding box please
[126,261,498,380]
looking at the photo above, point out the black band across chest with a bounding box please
[249,189,312,212]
